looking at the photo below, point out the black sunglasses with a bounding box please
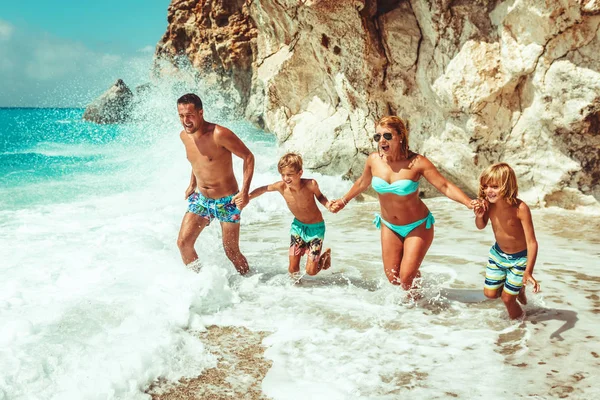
[373,132,393,142]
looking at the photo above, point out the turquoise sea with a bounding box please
[1,106,598,399]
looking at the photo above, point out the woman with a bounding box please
[331,116,475,289]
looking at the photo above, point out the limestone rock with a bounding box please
[155,0,600,208]
[83,79,134,124]
[155,0,257,118]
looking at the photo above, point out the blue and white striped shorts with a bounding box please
[484,243,527,295]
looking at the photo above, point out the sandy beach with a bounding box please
[147,326,272,400]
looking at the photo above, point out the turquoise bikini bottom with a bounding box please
[373,212,435,238]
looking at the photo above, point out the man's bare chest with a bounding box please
[185,138,225,163]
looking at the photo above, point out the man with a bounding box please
[176,93,254,274]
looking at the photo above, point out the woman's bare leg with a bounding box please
[398,223,434,290]
[381,224,405,285]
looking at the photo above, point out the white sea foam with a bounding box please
[1,105,599,399]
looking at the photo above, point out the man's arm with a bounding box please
[215,126,255,209]
[185,171,197,199]
[180,131,197,199]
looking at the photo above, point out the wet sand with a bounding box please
[146,326,272,400]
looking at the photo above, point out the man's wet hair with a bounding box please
[177,93,203,110]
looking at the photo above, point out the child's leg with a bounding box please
[517,287,527,305]
[484,249,508,299]
[289,254,302,275]
[289,231,305,275]
[483,287,502,299]
[305,238,325,276]
[501,291,524,319]
[319,248,331,270]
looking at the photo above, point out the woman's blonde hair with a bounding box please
[278,152,303,173]
[479,163,519,205]
[376,116,410,159]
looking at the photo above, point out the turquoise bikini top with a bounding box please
[372,176,419,196]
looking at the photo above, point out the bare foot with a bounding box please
[186,259,202,273]
[518,288,527,305]
[319,248,331,270]
[289,271,303,284]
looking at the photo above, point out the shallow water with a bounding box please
[0,107,598,399]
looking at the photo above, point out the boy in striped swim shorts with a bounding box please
[249,153,333,279]
[473,163,540,319]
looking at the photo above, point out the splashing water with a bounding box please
[0,85,598,399]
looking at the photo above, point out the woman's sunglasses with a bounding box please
[373,132,393,142]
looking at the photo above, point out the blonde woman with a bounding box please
[331,116,475,289]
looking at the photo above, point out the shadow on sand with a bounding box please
[526,308,579,340]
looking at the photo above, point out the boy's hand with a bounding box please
[325,200,333,212]
[523,272,540,293]
[232,192,249,210]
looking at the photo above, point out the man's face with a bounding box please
[178,103,203,134]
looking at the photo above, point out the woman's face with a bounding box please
[374,124,400,155]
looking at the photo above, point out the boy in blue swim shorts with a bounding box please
[473,163,540,319]
[249,153,333,277]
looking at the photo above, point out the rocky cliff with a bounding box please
[155,0,600,208]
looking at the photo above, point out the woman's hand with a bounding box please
[329,199,347,213]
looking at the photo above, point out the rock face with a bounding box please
[155,0,600,208]
[83,79,134,124]
[156,0,257,119]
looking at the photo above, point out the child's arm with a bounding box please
[310,180,331,210]
[474,199,489,230]
[249,182,282,201]
[519,201,540,293]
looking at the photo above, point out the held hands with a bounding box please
[522,272,540,293]
[325,200,333,212]
[329,198,347,213]
[472,198,488,217]
[232,191,249,210]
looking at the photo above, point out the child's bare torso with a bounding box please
[488,200,527,253]
[282,179,323,224]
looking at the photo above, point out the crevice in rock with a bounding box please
[359,0,391,90]
[408,0,424,72]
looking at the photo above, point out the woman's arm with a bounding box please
[331,154,374,212]
[420,156,473,208]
